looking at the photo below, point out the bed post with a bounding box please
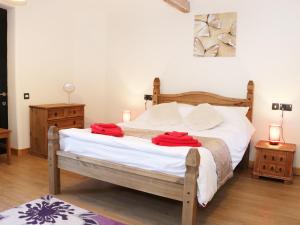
[246,80,254,122]
[153,77,160,105]
[240,80,254,169]
[182,148,200,225]
[48,126,61,195]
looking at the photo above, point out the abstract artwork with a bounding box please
[194,12,237,57]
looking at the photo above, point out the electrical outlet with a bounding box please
[272,103,280,110]
[280,104,293,111]
[144,94,153,101]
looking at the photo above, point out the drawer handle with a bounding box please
[264,155,267,159]
[263,165,266,170]
[55,123,58,127]
[272,156,275,161]
[73,121,76,125]
[279,168,282,172]
[54,112,58,116]
[270,166,274,171]
[73,110,76,114]
[280,157,283,161]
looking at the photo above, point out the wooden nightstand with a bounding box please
[253,140,296,184]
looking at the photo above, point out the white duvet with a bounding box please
[60,117,254,206]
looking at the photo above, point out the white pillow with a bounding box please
[184,103,224,131]
[178,103,195,118]
[213,106,249,123]
[146,102,182,126]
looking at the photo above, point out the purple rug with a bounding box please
[0,195,126,225]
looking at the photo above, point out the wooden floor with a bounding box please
[0,155,300,225]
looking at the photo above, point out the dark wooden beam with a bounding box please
[164,0,190,13]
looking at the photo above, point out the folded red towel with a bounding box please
[152,132,201,147]
[92,123,119,129]
[155,135,194,141]
[164,131,188,137]
[152,138,200,147]
[91,123,124,137]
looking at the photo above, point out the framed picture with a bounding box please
[194,12,237,57]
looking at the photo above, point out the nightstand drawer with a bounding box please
[66,107,84,118]
[259,163,284,177]
[275,165,285,177]
[261,150,286,164]
[48,118,84,129]
[259,163,269,173]
[48,108,65,120]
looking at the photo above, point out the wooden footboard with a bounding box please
[48,126,200,225]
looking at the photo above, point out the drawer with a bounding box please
[48,109,65,120]
[48,118,84,129]
[260,150,286,164]
[259,162,276,175]
[276,152,287,164]
[66,107,84,118]
[267,164,276,175]
[275,165,285,177]
[259,162,286,177]
[259,163,269,173]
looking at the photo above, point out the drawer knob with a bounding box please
[54,112,58,116]
[279,168,282,172]
[270,166,274,171]
[264,155,267,159]
[263,165,266,170]
[272,156,275,161]
[73,110,76,114]
[55,123,58,127]
[73,121,76,125]
[280,157,283,161]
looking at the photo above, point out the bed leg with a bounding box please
[182,148,200,225]
[48,126,61,195]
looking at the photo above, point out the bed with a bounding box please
[48,77,254,225]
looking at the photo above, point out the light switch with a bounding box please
[24,93,30,100]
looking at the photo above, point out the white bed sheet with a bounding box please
[59,118,254,206]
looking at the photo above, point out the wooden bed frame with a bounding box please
[48,78,254,225]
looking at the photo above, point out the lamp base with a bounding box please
[269,141,280,145]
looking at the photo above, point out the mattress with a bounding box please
[60,118,254,206]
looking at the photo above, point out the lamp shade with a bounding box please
[269,124,281,145]
[123,110,131,122]
[63,83,76,104]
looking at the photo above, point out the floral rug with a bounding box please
[0,196,126,225]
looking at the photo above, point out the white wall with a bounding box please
[9,0,108,148]
[7,0,300,168]
[105,0,300,166]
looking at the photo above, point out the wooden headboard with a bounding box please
[152,77,254,168]
[152,77,254,122]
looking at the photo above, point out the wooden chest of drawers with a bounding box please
[30,103,85,158]
[253,140,296,184]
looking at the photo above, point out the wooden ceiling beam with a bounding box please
[164,0,190,13]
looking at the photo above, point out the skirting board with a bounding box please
[249,160,300,176]
[11,148,29,157]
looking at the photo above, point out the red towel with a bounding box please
[92,123,119,129]
[91,123,124,137]
[154,135,194,141]
[164,131,188,137]
[152,131,201,147]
